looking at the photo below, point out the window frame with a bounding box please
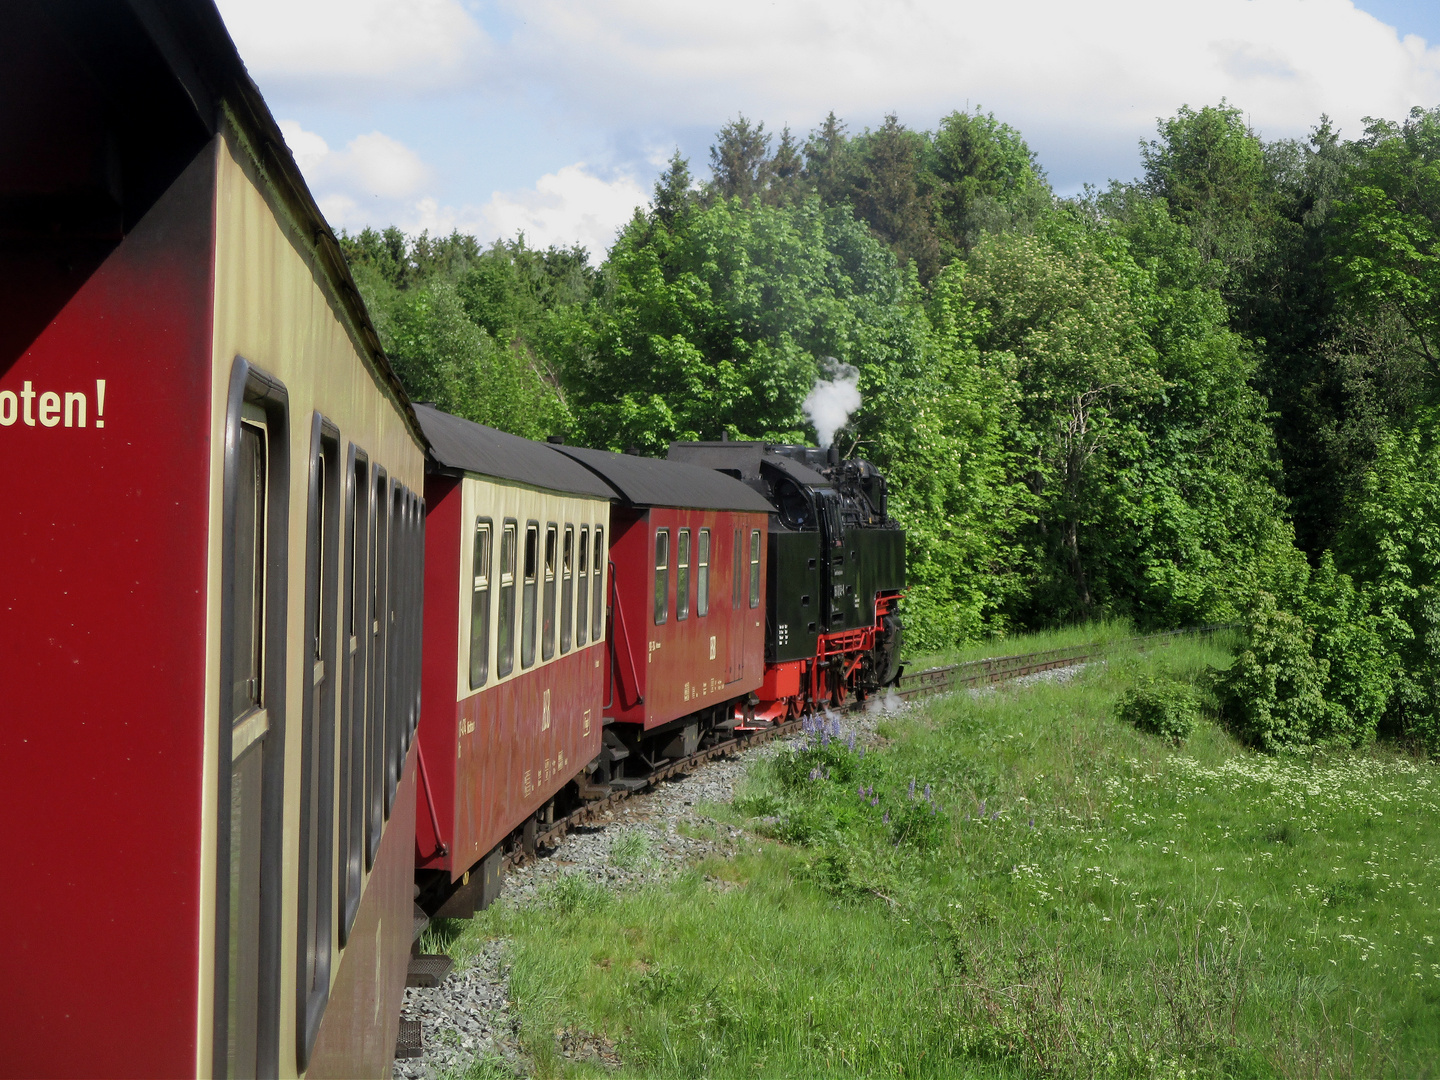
[560,524,574,654]
[213,356,290,1080]
[654,528,670,626]
[338,446,368,944]
[497,520,518,677]
[676,528,690,621]
[469,518,493,690]
[697,528,710,617]
[576,526,589,648]
[591,525,605,642]
[749,528,762,608]
[542,522,558,661]
[296,413,340,1070]
[365,468,389,868]
[521,521,539,668]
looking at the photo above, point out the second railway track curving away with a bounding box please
[502,624,1232,870]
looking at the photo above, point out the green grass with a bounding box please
[444,633,1440,1078]
[904,617,1146,671]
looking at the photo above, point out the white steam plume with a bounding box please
[803,358,861,450]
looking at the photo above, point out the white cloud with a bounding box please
[279,121,431,208]
[216,0,486,94]
[487,0,1440,181]
[404,165,649,257]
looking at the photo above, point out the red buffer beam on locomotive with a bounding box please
[668,440,906,722]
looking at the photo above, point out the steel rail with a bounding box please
[502,622,1234,869]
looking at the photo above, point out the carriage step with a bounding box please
[406,953,454,988]
[395,1019,423,1059]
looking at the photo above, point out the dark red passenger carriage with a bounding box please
[411,408,614,915]
[1,3,426,1076]
[548,446,775,770]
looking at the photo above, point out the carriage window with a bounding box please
[697,529,710,617]
[385,484,404,813]
[298,418,339,1067]
[542,524,558,661]
[732,528,742,607]
[469,520,492,689]
[366,470,388,865]
[521,522,538,668]
[339,449,368,943]
[497,521,517,677]
[560,525,574,654]
[749,529,762,608]
[592,526,605,641]
[576,528,590,648]
[676,529,690,621]
[217,369,290,1080]
[654,529,669,625]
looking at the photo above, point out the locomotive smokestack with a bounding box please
[828,446,839,467]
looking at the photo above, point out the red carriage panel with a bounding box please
[605,507,769,730]
[0,145,217,1076]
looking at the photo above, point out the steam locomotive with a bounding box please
[669,440,906,721]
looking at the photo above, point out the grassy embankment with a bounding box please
[441,631,1440,1078]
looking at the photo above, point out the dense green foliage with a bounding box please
[343,99,1440,751]
[443,637,1440,1076]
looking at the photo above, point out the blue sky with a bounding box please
[214,0,1440,259]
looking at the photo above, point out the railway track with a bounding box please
[504,623,1233,869]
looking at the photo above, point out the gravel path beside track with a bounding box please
[392,664,1088,1077]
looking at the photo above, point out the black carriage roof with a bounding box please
[549,445,776,513]
[8,0,424,442]
[413,406,614,499]
[666,441,834,489]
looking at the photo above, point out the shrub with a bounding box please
[1214,592,1334,751]
[1115,678,1199,745]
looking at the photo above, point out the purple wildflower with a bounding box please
[1028,817,1034,828]
[883,810,890,824]
[978,800,986,816]
[847,730,856,752]
[924,783,932,801]
[830,717,841,738]
[991,810,1000,820]
[858,785,865,797]
[870,797,879,807]
[908,778,916,800]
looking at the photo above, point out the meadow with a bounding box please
[442,634,1440,1078]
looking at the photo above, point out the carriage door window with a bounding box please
[469,520,492,690]
[542,524,558,661]
[560,526,574,654]
[576,528,590,648]
[339,450,368,942]
[497,521,517,677]
[697,529,710,616]
[592,526,605,641]
[385,484,405,811]
[217,370,289,1080]
[732,528,742,607]
[676,529,690,621]
[521,522,538,668]
[297,418,338,1069]
[749,529,762,608]
[366,471,389,868]
[227,414,268,1080]
[654,529,670,625]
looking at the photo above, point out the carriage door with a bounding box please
[726,526,744,683]
[216,368,289,1080]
